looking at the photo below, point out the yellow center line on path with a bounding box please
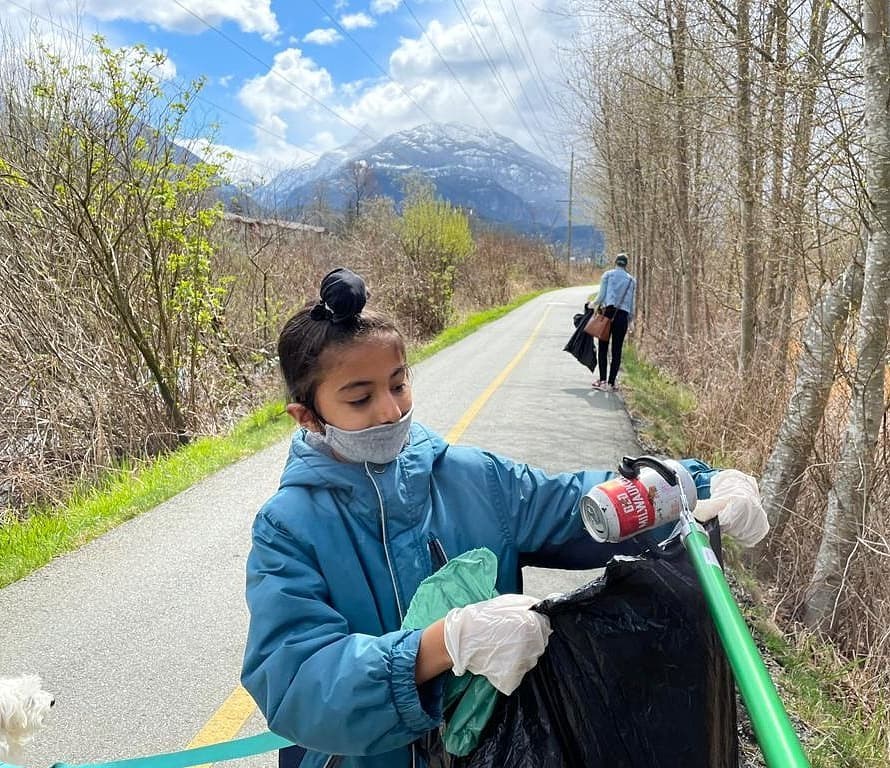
[190,304,552,758]
[187,685,258,766]
[444,306,551,444]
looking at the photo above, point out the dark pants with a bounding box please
[597,308,629,386]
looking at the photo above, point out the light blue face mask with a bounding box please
[319,407,414,464]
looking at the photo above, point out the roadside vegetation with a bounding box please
[622,348,886,767]
[0,30,586,542]
[0,291,551,589]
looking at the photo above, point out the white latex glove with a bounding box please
[693,469,769,547]
[443,593,552,695]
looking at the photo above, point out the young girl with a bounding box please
[240,268,750,768]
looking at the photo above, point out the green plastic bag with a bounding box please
[401,547,500,757]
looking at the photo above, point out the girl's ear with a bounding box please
[286,403,322,432]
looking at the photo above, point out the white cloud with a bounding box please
[311,131,338,149]
[303,28,343,45]
[82,0,279,40]
[186,136,314,185]
[228,1,576,174]
[0,17,180,87]
[339,12,375,30]
[219,74,234,87]
[371,0,402,13]
[238,47,335,149]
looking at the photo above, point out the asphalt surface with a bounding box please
[0,284,641,768]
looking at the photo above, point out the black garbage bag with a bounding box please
[564,305,598,373]
[455,527,738,768]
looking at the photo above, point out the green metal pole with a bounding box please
[680,514,810,767]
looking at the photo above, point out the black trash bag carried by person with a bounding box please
[564,303,598,373]
[455,525,738,768]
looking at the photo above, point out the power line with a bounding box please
[505,0,572,166]
[169,0,384,148]
[477,0,556,156]
[495,0,562,137]
[506,0,562,125]
[308,0,439,126]
[449,0,550,157]
[401,0,499,134]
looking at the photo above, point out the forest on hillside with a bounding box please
[565,0,890,739]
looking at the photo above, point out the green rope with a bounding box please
[0,731,293,768]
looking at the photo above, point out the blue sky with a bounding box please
[3,0,577,182]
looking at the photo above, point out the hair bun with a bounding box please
[319,267,367,323]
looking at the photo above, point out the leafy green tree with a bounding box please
[399,182,474,334]
[0,36,227,444]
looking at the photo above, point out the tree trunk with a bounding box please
[737,0,758,369]
[804,0,890,632]
[765,0,788,318]
[667,0,695,338]
[775,0,830,364]
[759,257,864,538]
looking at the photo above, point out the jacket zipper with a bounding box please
[364,463,404,620]
[364,465,420,768]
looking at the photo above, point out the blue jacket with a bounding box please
[595,267,636,318]
[241,423,716,767]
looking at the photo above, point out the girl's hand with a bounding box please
[442,594,551,695]
[694,470,769,547]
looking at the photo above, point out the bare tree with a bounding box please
[758,254,863,539]
[736,0,759,368]
[772,0,831,364]
[666,0,696,338]
[346,159,375,223]
[803,0,890,632]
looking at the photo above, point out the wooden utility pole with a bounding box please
[567,148,574,263]
[558,149,575,266]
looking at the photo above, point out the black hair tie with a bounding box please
[316,267,367,323]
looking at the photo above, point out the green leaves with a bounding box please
[0,32,228,440]
[400,191,474,334]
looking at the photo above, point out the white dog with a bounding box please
[0,675,54,765]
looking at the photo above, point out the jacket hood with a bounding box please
[279,421,449,491]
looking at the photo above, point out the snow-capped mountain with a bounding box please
[251,129,378,209]
[254,123,571,229]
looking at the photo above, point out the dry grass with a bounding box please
[633,306,890,764]
[1,210,572,522]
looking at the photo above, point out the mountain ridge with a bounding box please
[255,122,571,228]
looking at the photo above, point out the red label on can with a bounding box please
[598,477,656,537]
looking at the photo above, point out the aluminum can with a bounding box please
[581,459,697,543]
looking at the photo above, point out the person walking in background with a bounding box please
[592,253,636,391]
